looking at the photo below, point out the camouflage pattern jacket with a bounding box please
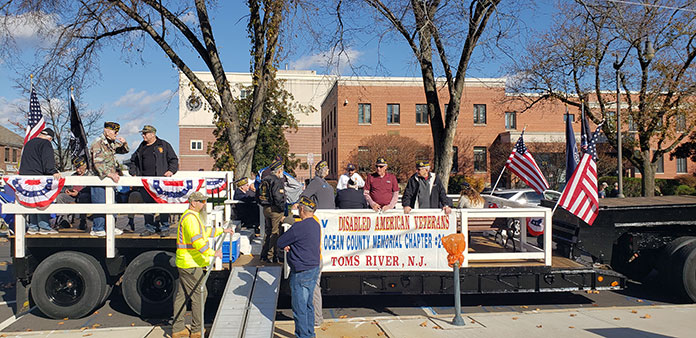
[90,134,129,179]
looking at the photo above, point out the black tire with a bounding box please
[657,237,696,272]
[32,251,106,319]
[669,242,696,302]
[122,251,178,317]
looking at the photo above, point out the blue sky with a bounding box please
[0,1,554,154]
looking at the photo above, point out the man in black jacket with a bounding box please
[402,160,452,215]
[336,179,368,209]
[260,160,286,263]
[128,125,179,237]
[19,128,60,234]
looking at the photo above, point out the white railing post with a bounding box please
[519,216,527,252]
[461,209,469,268]
[544,208,553,265]
[14,213,25,258]
[105,187,115,258]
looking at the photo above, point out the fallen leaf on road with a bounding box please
[321,327,327,331]
[130,323,135,327]
[376,333,383,337]
[569,326,575,329]
[63,318,68,320]
[570,314,577,317]
[432,326,441,330]
[93,311,99,314]
[536,325,542,328]
[339,315,347,319]
[593,290,600,294]
[58,322,64,325]
[419,321,428,327]
[642,314,651,319]
[636,299,644,303]
[512,317,518,320]
[535,308,540,311]
[108,313,113,317]
[586,290,593,294]
[592,304,599,307]
[471,320,476,324]
[521,305,528,309]
[613,317,620,320]
[80,327,88,331]
[92,324,101,328]
[83,334,92,337]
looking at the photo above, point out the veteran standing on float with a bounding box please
[172,191,233,338]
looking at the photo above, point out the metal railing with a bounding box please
[1,171,234,259]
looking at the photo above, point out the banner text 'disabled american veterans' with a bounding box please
[315,210,457,272]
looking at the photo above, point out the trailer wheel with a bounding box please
[657,237,696,279]
[122,251,178,317]
[669,242,696,302]
[32,251,106,319]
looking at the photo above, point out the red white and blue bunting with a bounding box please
[141,178,204,204]
[206,178,227,196]
[3,176,65,208]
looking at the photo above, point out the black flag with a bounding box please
[68,93,92,170]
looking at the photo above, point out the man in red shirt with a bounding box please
[363,157,399,212]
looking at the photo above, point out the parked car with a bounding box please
[489,188,560,206]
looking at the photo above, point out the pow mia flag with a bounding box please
[67,93,92,170]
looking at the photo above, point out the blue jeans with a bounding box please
[27,214,51,231]
[289,266,320,338]
[90,186,106,231]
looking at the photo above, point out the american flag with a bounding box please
[558,122,604,225]
[24,88,45,145]
[505,133,550,194]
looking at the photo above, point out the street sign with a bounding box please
[307,152,314,165]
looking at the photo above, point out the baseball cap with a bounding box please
[40,128,55,138]
[375,157,388,166]
[235,177,249,187]
[188,191,208,202]
[416,160,430,168]
[346,163,356,171]
[298,196,317,211]
[140,125,157,133]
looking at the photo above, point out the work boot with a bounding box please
[189,329,204,338]
[171,328,190,338]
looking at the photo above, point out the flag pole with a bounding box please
[491,126,527,195]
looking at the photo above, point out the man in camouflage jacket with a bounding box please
[89,121,129,236]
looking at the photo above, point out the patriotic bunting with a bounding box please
[206,178,227,196]
[141,178,204,203]
[3,176,65,208]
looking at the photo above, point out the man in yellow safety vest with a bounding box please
[172,191,233,338]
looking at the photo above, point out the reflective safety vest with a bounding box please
[176,209,223,268]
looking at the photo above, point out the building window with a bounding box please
[12,149,17,163]
[656,151,664,174]
[190,140,203,151]
[474,147,487,172]
[416,104,429,124]
[564,114,575,122]
[240,88,250,99]
[676,157,687,174]
[505,111,517,129]
[358,103,371,124]
[387,104,400,124]
[333,106,337,128]
[676,113,686,132]
[452,146,459,173]
[4,148,8,162]
[474,104,486,124]
[628,115,637,132]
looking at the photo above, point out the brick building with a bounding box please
[178,70,335,180]
[320,76,693,186]
[0,125,23,175]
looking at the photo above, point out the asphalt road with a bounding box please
[0,232,689,333]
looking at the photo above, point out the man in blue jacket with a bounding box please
[277,196,321,338]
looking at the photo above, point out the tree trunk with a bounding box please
[639,150,655,197]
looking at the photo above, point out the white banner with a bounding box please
[315,209,457,272]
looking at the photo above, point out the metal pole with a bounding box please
[615,54,625,198]
[452,261,465,326]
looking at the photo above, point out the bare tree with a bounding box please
[508,0,696,196]
[333,0,509,189]
[0,0,304,179]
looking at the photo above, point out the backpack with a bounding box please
[256,178,273,206]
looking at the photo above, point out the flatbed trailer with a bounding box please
[3,175,626,320]
[545,195,696,302]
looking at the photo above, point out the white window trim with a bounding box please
[190,140,203,151]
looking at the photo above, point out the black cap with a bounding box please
[40,128,55,138]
